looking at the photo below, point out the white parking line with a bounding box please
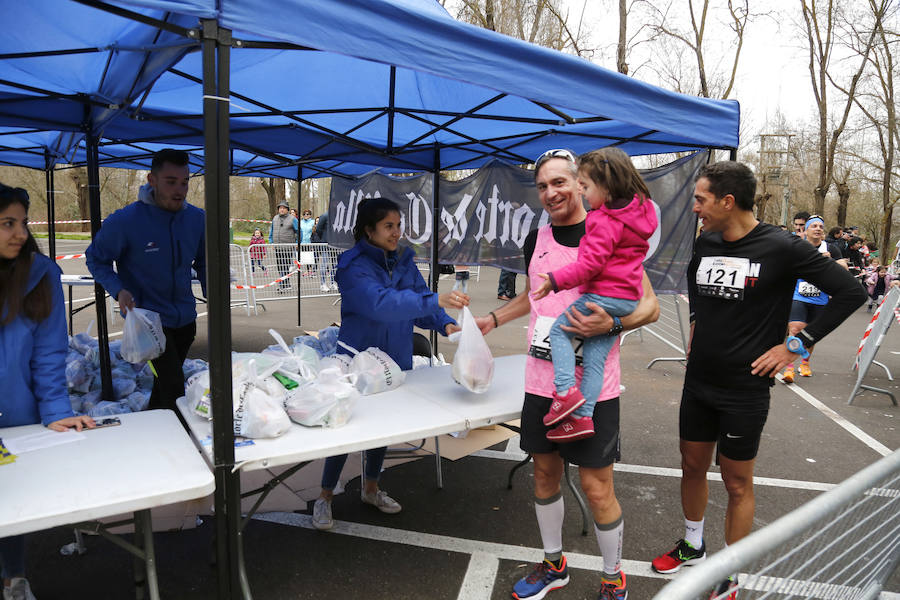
[472,449,838,492]
[777,375,892,457]
[457,551,498,600]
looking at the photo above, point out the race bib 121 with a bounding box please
[696,256,749,300]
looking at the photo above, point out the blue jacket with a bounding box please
[336,240,455,370]
[0,253,73,427]
[299,218,315,244]
[86,185,206,329]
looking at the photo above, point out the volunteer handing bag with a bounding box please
[338,342,405,395]
[452,306,494,393]
[284,368,358,428]
[120,307,166,364]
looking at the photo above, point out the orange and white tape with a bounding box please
[230,261,303,290]
[230,218,272,224]
[30,219,92,225]
[854,302,884,368]
[55,253,86,261]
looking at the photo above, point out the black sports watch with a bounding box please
[606,315,624,337]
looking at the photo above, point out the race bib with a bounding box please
[696,256,749,300]
[528,315,584,366]
[798,281,821,297]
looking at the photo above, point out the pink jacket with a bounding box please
[549,195,657,300]
[866,271,893,295]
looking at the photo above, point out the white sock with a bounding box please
[534,492,564,562]
[594,515,624,577]
[685,518,704,548]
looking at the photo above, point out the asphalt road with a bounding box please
[22,239,900,599]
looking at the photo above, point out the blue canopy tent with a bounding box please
[0,2,739,597]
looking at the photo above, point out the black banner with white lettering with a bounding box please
[328,152,706,294]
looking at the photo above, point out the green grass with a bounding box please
[33,232,92,240]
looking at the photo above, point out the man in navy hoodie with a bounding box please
[86,148,206,411]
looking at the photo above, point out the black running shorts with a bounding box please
[679,381,770,462]
[789,299,826,324]
[520,393,620,468]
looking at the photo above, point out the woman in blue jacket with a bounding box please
[311,197,470,531]
[0,183,94,600]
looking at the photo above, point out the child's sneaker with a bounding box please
[651,538,706,573]
[512,556,569,599]
[546,415,594,442]
[597,571,627,600]
[708,575,738,599]
[543,387,586,426]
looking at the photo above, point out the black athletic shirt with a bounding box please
[523,221,586,273]
[687,223,866,390]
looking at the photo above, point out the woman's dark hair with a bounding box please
[353,197,402,242]
[578,147,650,205]
[0,183,52,325]
[828,226,843,239]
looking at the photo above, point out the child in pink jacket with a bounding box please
[532,148,658,442]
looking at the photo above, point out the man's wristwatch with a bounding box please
[606,315,624,337]
[785,335,810,359]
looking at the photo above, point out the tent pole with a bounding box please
[431,146,440,356]
[86,133,114,401]
[44,150,56,261]
[201,18,243,600]
[296,165,303,327]
[729,148,737,161]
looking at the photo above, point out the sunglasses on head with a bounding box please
[534,148,577,170]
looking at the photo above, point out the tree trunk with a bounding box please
[69,167,91,233]
[485,0,495,31]
[260,177,286,216]
[616,0,628,75]
[881,204,894,263]
[755,193,772,224]
[835,181,849,227]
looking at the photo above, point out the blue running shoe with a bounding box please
[597,571,627,600]
[512,557,569,599]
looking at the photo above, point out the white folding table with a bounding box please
[177,354,532,599]
[0,410,216,600]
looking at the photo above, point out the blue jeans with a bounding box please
[318,250,335,286]
[550,293,637,418]
[321,447,388,490]
[0,535,25,579]
[498,269,517,298]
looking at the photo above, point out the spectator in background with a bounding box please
[866,265,892,312]
[86,148,206,412]
[249,228,267,273]
[313,210,338,292]
[498,268,517,301]
[453,265,470,294]
[299,209,316,277]
[792,211,810,237]
[268,201,298,292]
[845,236,866,283]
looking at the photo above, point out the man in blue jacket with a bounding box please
[86,148,206,411]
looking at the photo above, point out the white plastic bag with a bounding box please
[284,367,359,428]
[232,360,291,438]
[452,307,494,393]
[263,329,319,379]
[186,371,212,418]
[120,308,166,364]
[339,342,406,395]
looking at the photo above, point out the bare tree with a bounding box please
[452,0,588,54]
[617,0,628,74]
[800,0,884,216]
[259,177,286,217]
[642,0,750,99]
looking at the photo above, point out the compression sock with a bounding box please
[594,514,624,578]
[685,518,704,549]
[535,492,564,564]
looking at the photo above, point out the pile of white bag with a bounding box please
[186,327,407,439]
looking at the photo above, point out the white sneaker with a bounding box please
[311,498,333,530]
[4,578,36,600]
[320,284,330,292]
[330,282,339,291]
[361,489,402,514]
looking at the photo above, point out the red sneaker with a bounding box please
[546,415,594,442]
[543,387,586,426]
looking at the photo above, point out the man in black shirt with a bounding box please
[651,161,865,597]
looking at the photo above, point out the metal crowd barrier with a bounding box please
[653,449,900,599]
[231,243,344,314]
[620,293,689,368]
